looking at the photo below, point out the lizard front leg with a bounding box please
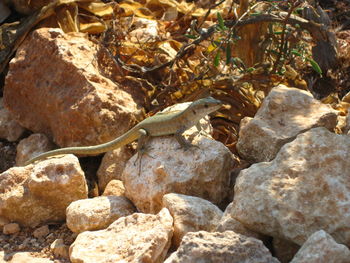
[174,127,198,150]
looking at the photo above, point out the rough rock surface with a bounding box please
[162,193,223,246]
[16,133,55,166]
[236,85,338,162]
[290,230,350,263]
[66,195,136,233]
[0,155,88,227]
[0,98,25,142]
[124,136,233,213]
[216,203,262,239]
[4,27,140,147]
[102,179,125,196]
[97,146,133,192]
[69,208,173,263]
[232,127,350,246]
[6,252,54,262]
[164,231,280,263]
[50,238,69,259]
[123,101,235,213]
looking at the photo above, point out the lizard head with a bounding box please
[187,96,222,119]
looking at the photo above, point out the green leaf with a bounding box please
[217,12,226,31]
[291,50,302,57]
[184,34,198,39]
[246,67,255,72]
[214,52,220,67]
[225,44,231,65]
[307,58,323,75]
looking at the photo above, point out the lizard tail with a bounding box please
[24,129,140,165]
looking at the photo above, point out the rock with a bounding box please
[16,133,55,166]
[216,203,262,240]
[290,230,350,263]
[123,102,235,213]
[232,127,350,246]
[0,155,88,227]
[3,223,20,235]
[236,85,338,162]
[50,238,69,259]
[33,225,49,238]
[8,252,54,262]
[97,147,133,192]
[4,27,140,148]
[0,98,25,142]
[164,231,280,263]
[345,110,350,134]
[66,195,136,233]
[162,193,223,246]
[273,238,300,263]
[124,136,233,213]
[69,208,173,263]
[102,179,125,196]
[0,217,9,232]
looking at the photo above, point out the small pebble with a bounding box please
[3,223,20,235]
[33,225,50,238]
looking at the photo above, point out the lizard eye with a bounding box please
[204,104,209,108]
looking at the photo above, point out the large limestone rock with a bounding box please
[232,127,350,246]
[69,208,173,263]
[66,195,136,233]
[4,27,140,147]
[290,230,350,263]
[0,98,25,142]
[236,85,338,162]
[0,155,88,227]
[164,231,280,263]
[123,136,234,213]
[162,193,223,246]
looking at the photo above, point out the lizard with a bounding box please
[25,96,222,165]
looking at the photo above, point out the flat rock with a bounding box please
[4,27,140,147]
[164,231,280,263]
[162,193,223,246]
[66,195,136,233]
[232,127,350,245]
[69,208,173,263]
[290,230,350,263]
[236,85,338,162]
[0,155,88,227]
